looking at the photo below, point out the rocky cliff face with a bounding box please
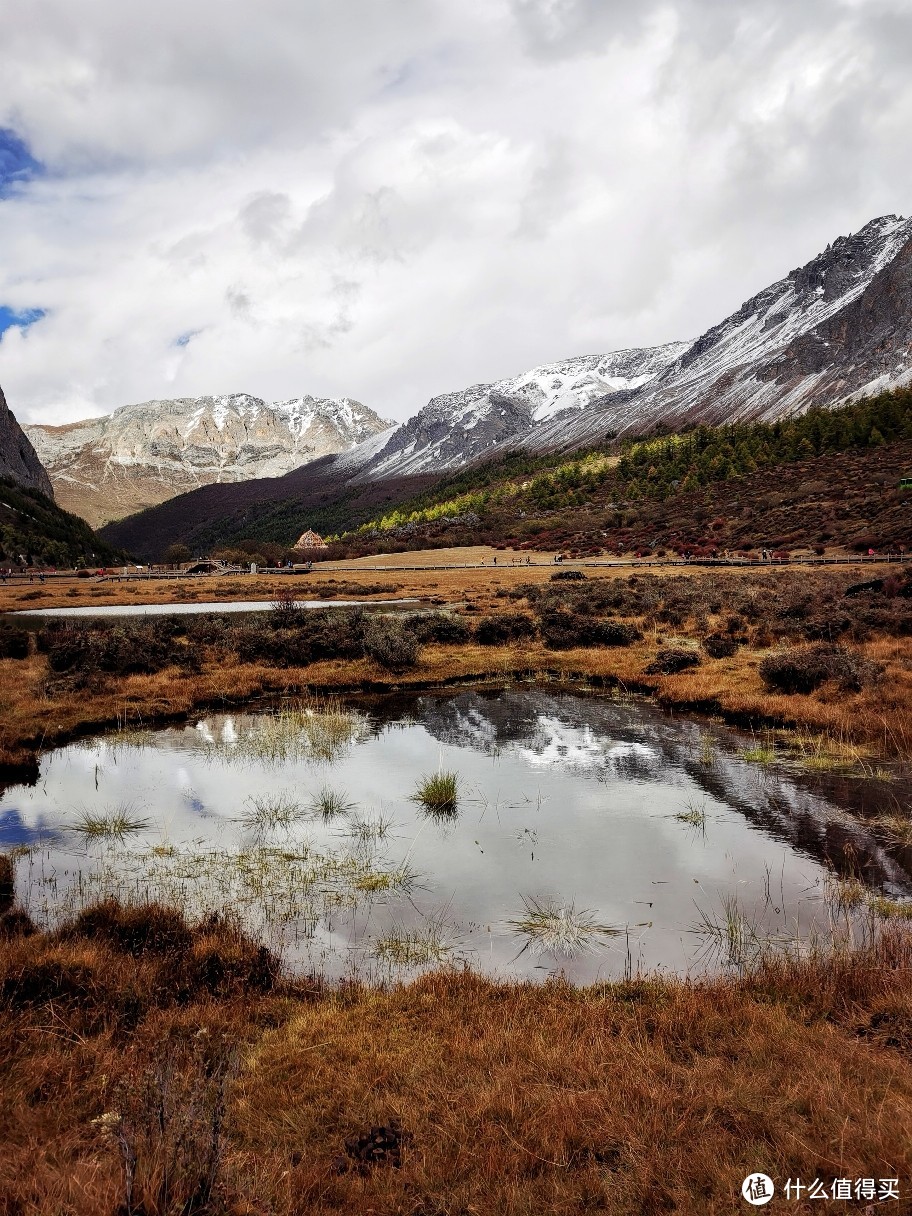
[26,394,391,527]
[0,384,54,497]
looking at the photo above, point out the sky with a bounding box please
[0,0,910,427]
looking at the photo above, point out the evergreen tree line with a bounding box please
[616,388,912,500]
[0,477,120,567]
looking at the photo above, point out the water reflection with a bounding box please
[1,688,908,983]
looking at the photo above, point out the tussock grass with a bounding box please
[874,811,912,848]
[697,731,715,767]
[345,813,395,845]
[412,770,459,817]
[372,914,454,967]
[308,786,355,820]
[44,843,418,944]
[239,792,306,833]
[201,698,369,765]
[693,892,776,973]
[674,800,707,830]
[742,744,777,764]
[869,894,912,920]
[509,896,621,957]
[71,806,150,842]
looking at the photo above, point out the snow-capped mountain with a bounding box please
[97,211,912,557]
[524,213,912,452]
[0,384,53,497]
[362,343,689,479]
[343,214,912,480]
[26,394,391,527]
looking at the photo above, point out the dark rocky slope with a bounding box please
[0,384,53,497]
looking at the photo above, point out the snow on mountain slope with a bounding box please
[360,342,689,480]
[525,214,912,452]
[26,394,391,527]
[35,212,912,545]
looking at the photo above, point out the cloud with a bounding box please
[0,0,910,425]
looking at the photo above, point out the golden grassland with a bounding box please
[3,557,912,1211]
[3,566,912,773]
[0,545,860,614]
[1,900,912,1215]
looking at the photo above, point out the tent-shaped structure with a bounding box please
[295,529,328,550]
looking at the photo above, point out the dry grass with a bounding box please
[3,561,912,788]
[1,898,912,1214]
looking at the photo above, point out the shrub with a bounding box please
[412,771,459,816]
[645,647,701,675]
[758,643,881,695]
[230,609,366,667]
[362,616,420,670]
[599,621,642,646]
[270,586,305,627]
[538,610,640,649]
[64,900,193,957]
[38,619,198,684]
[703,634,738,659]
[474,613,537,645]
[0,627,29,660]
[550,570,586,581]
[408,612,471,644]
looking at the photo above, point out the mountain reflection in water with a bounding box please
[1,688,908,983]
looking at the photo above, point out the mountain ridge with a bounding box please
[26,393,392,527]
[95,211,912,558]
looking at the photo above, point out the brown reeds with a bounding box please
[1,898,911,1214]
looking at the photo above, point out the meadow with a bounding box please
[2,555,912,1212]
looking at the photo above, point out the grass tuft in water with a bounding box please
[674,800,707,830]
[693,893,767,973]
[309,786,356,820]
[697,732,715,768]
[873,812,912,849]
[345,813,395,845]
[868,894,912,920]
[239,792,307,832]
[201,698,369,765]
[412,771,459,817]
[742,745,777,764]
[508,896,621,958]
[71,806,150,842]
[373,916,453,967]
[826,876,867,913]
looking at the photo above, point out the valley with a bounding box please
[3,215,912,1213]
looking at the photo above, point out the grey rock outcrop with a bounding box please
[26,393,391,526]
[0,384,54,497]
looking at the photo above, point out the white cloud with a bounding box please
[0,0,910,425]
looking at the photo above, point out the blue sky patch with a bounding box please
[0,807,53,847]
[0,128,43,199]
[0,306,46,341]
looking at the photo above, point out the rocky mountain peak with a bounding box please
[26,392,391,527]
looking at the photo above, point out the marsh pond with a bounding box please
[2,688,909,983]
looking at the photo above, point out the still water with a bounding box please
[1,689,907,983]
[11,598,418,618]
